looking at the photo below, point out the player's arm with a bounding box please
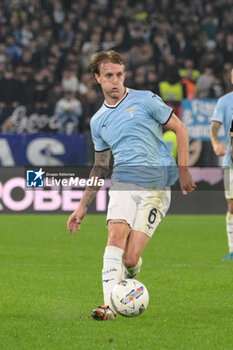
[210,121,226,156]
[80,149,111,208]
[67,149,111,233]
[164,112,196,195]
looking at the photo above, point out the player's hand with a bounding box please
[179,167,196,195]
[213,142,226,156]
[67,205,87,234]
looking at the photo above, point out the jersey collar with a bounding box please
[104,88,129,109]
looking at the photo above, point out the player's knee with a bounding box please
[107,232,123,247]
[107,221,130,247]
[228,207,233,214]
[107,229,128,247]
[123,254,139,269]
[227,200,233,214]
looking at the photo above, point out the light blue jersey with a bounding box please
[212,92,233,168]
[90,88,178,189]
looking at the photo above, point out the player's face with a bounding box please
[95,62,126,104]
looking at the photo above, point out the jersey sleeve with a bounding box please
[90,119,109,151]
[212,97,225,123]
[143,91,173,124]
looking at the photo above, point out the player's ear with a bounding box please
[95,73,101,84]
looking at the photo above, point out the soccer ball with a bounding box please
[110,279,149,317]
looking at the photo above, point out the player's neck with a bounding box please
[104,87,127,106]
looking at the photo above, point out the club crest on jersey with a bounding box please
[124,106,136,118]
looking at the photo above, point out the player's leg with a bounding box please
[222,199,233,261]
[102,220,131,305]
[123,186,171,278]
[123,230,150,278]
[92,183,135,320]
[92,220,131,320]
[223,169,233,261]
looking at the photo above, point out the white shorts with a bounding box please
[106,182,171,238]
[224,168,233,199]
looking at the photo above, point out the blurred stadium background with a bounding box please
[1,2,233,349]
[0,0,232,213]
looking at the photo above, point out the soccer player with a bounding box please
[210,68,233,261]
[67,51,196,320]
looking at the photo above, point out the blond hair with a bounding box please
[89,50,125,77]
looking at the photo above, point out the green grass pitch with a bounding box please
[0,214,233,350]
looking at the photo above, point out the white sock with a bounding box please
[124,257,143,279]
[226,212,233,253]
[102,246,124,308]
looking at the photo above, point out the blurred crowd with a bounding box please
[0,0,232,134]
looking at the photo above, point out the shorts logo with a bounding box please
[26,168,45,188]
[147,224,154,230]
